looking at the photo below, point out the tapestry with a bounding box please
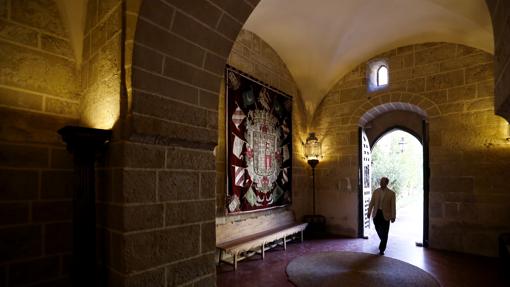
[225,66,292,214]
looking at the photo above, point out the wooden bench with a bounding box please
[216,210,307,270]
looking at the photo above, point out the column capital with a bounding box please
[58,125,112,155]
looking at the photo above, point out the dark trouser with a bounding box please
[374,209,390,252]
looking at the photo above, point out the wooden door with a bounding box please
[358,128,372,238]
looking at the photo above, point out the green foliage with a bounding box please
[371,130,423,201]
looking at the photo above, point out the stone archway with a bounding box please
[310,38,505,255]
[130,1,259,148]
[115,1,260,285]
[358,103,429,246]
[350,92,439,126]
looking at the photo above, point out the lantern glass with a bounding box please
[304,133,321,161]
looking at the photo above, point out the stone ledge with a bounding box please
[128,132,216,151]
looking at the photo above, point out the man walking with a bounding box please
[367,177,396,255]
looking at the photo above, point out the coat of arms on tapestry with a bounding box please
[225,66,292,214]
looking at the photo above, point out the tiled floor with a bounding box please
[217,234,509,287]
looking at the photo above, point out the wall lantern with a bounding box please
[304,132,322,168]
[303,132,326,236]
[303,132,322,215]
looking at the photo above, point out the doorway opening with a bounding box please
[371,129,423,244]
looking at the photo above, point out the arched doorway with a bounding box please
[358,105,429,248]
[371,129,423,244]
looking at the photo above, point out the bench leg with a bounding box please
[218,249,222,265]
[283,236,287,250]
[300,230,304,243]
[234,253,238,270]
[261,243,265,260]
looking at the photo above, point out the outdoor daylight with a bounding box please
[371,129,424,243]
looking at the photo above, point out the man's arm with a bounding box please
[367,190,376,218]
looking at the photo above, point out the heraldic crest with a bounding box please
[225,66,292,213]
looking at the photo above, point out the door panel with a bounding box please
[422,120,430,247]
[361,128,372,237]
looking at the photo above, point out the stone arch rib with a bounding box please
[359,102,428,126]
[130,0,259,148]
[352,92,437,126]
[358,102,428,126]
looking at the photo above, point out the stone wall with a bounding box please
[215,29,310,235]
[0,0,79,117]
[124,1,259,286]
[226,30,299,97]
[486,0,510,120]
[80,0,122,130]
[3,1,508,286]
[0,0,78,286]
[313,42,510,256]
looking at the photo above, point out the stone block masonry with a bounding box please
[0,0,79,119]
[81,0,122,129]
[1,0,509,286]
[125,1,262,286]
[96,142,219,286]
[0,1,79,286]
[313,42,510,257]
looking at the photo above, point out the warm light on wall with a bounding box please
[83,109,118,130]
[81,91,119,129]
[481,118,510,149]
[81,75,120,129]
[80,28,122,130]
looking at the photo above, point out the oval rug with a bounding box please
[286,251,440,287]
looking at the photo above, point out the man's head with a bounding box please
[380,177,389,188]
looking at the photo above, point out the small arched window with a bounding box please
[377,65,388,86]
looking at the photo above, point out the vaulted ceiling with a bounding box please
[55,0,494,117]
[243,0,493,116]
[55,0,87,65]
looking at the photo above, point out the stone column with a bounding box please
[58,126,112,287]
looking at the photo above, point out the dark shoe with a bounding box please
[379,251,385,255]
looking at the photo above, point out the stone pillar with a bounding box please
[58,126,112,287]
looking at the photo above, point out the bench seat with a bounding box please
[217,222,307,270]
